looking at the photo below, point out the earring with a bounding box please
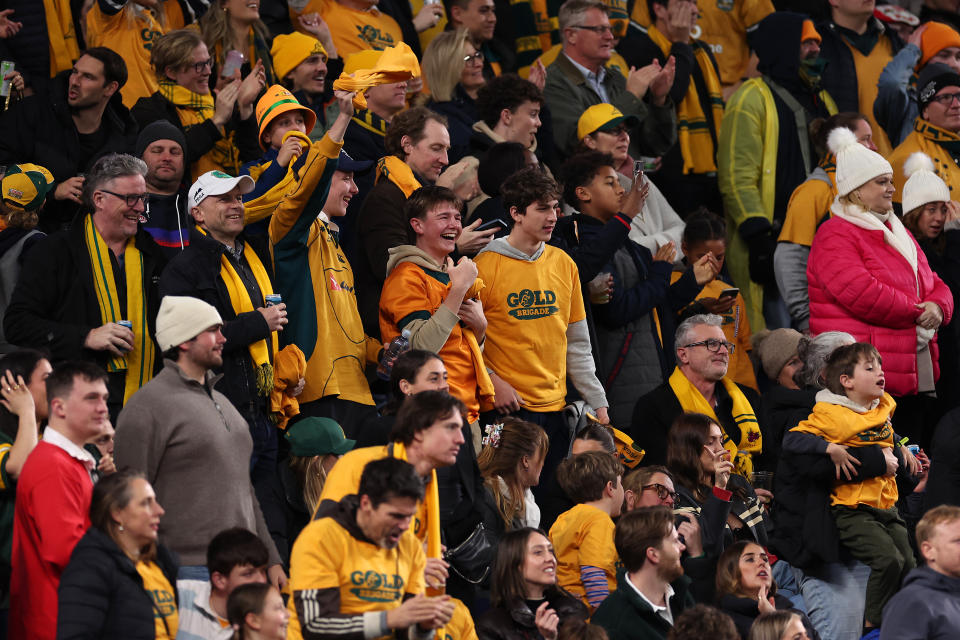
[118,523,124,532]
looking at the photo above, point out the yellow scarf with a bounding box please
[158,81,240,176]
[377,156,421,197]
[83,215,156,404]
[668,367,762,476]
[647,25,724,175]
[195,226,278,398]
[459,280,496,410]
[391,441,442,559]
[244,131,313,225]
[332,42,419,111]
[44,0,80,76]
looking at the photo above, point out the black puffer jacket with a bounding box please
[57,526,179,640]
[477,587,588,640]
[718,593,819,640]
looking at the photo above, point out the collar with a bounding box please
[43,426,97,472]
[564,52,607,85]
[164,358,223,391]
[625,573,674,615]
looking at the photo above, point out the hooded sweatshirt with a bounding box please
[474,237,607,412]
[880,565,960,639]
[791,390,898,509]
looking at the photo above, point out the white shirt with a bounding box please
[625,573,675,626]
[43,427,96,478]
[175,579,234,640]
[564,53,609,103]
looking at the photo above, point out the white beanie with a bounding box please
[155,296,223,352]
[901,152,951,215]
[828,127,893,197]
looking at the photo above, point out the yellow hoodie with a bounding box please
[792,392,898,509]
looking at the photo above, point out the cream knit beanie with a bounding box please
[155,296,223,352]
[828,127,893,197]
[902,152,951,215]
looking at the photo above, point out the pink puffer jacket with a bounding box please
[807,216,954,396]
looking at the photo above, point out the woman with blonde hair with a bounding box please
[199,0,275,85]
[422,28,486,163]
[478,417,549,529]
[747,611,808,640]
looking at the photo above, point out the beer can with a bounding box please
[117,320,133,330]
[265,294,282,306]
[0,61,15,97]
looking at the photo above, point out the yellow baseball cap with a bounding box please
[2,164,54,211]
[271,32,327,82]
[255,85,317,149]
[576,103,640,141]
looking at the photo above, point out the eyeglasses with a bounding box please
[570,24,614,35]
[598,125,629,137]
[642,483,679,503]
[682,338,736,354]
[931,91,960,107]
[463,51,485,65]
[100,190,149,208]
[191,59,213,74]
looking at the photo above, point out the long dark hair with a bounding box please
[0,349,47,438]
[666,412,717,502]
[490,527,550,608]
[384,350,444,415]
[715,540,778,599]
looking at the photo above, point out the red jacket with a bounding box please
[9,441,92,640]
[807,216,954,396]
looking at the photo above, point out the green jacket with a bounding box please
[592,572,695,640]
[543,52,677,157]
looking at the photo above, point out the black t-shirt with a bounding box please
[77,126,108,168]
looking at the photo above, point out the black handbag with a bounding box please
[442,522,495,584]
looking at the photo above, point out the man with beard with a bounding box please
[0,48,138,232]
[137,120,191,259]
[288,456,455,640]
[272,31,342,138]
[592,506,694,640]
[718,13,837,332]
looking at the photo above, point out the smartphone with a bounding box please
[222,50,245,78]
[476,218,508,233]
[720,287,740,299]
[633,160,644,183]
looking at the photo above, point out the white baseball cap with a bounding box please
[188,170,255,208]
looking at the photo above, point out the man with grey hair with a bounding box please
[629,314,764,468]
[5,152,165,421]
[542,0,678,155]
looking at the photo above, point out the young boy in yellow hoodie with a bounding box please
[787,342,915,632]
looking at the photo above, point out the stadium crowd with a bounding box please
[0,0,959,638]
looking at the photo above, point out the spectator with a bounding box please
[888,65,960,211]
[341,49,413,165]
[199,0,275,85]
[623,465,676,511]
[667,605,739,640]
[10,361,109,640]
[472,142,538,231]
[85,0,165,109]
[288,457,455,638]
[280,417,354,549]
[617,0,724,216]
[880,504,960,639]
[0,47,138,232]
[673,211,757,391]
[356,108,489,338]
[227,582,289,640]
[475,168,611,489]
[774,112,877,332]
[809,126,953,449]
[135,29,265,180]
[57,469,178,640]
[787,342,916,632]
[4,153,164,421]
[550,451,623,611]
[114,296,285,587]
[470,74,543,161]
[630,314,764,471]
[289,0,404,57]
[574,103,685,255]
[0,3,78,96]
[136,120,192,259]
[543,0,677,157]
[422,29,485,163]
[272,30,342,137]
[714,541,816,640]
[817,0,904,156]
[919,0,960,35]
[591,506,694,640]
[750,328,802,460]
[478,417,549,529]
[449,0,516,79]
[552,154,712,425]
[876,21,960,146]
[747,611,809,640]
[177,527,270,640]
[379,186,491,424]
[717,12,835,332]
[477,527,589,640]
[0,164,53,353]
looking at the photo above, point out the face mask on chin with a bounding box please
[799,56,827,90]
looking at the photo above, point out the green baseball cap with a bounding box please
[284,417,355,457]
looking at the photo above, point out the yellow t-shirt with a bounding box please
[291,0,403,56]
[848,36,894,157]
[288,508,426,640]
[630,0,774,85]
[548,503,618,610]
[85,4,164,109]
[778,166,836,247]
[436,598,478,640]
[136,560,179,640]
[475,244,586,412]
[162,0,186,30]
